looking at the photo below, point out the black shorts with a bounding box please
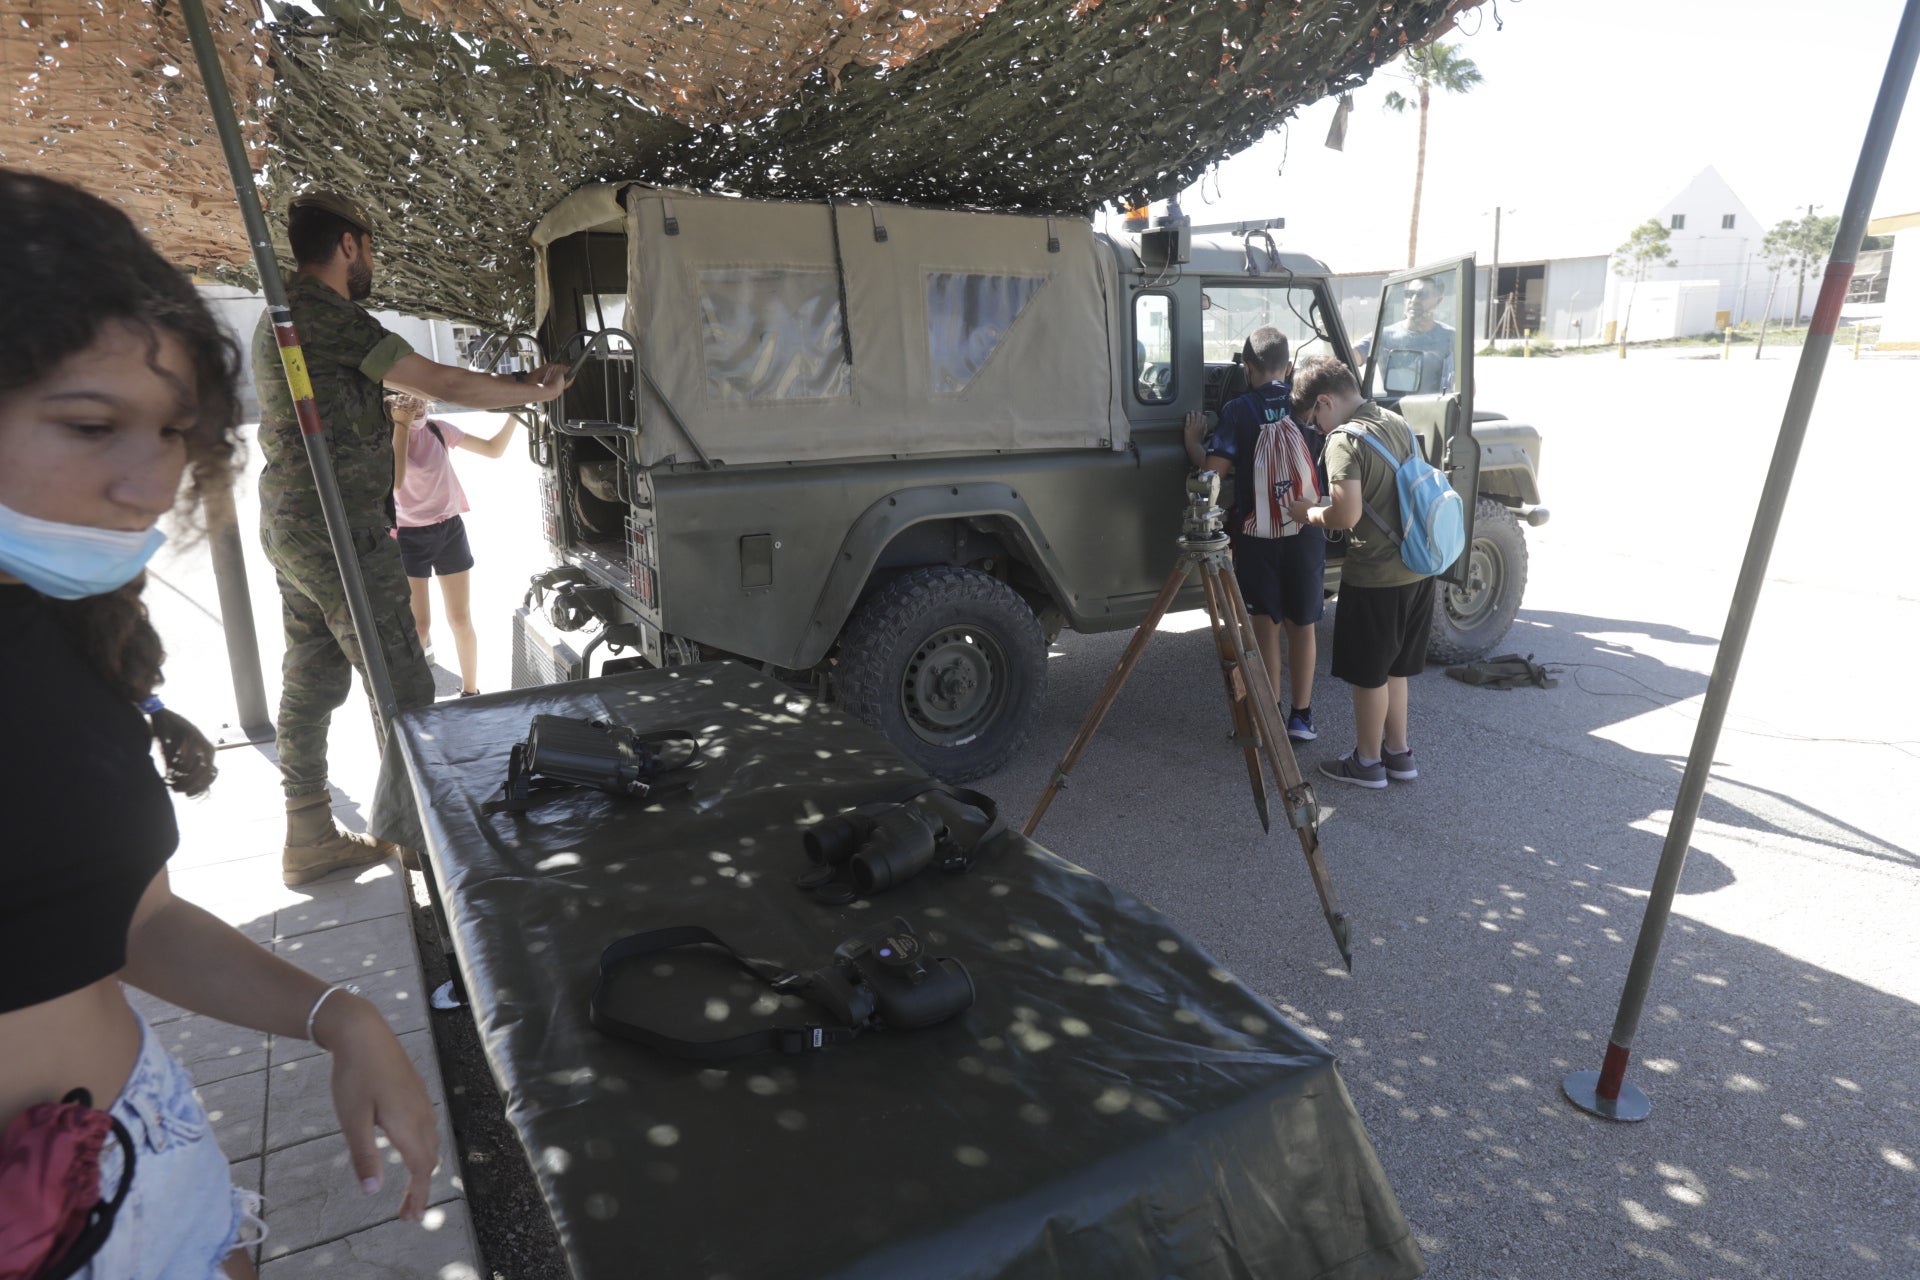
[396,515,475,578]
[1229,529,1326,626]
[1330,577,1437,688]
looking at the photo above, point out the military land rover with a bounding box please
[511,184,1547,780]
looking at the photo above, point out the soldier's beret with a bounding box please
[288,190,374,235]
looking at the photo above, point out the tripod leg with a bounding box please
[1217,566,1354,971]
[1199,563,1272,833]
[1023,558,1194,837]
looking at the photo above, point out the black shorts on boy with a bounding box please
[1329,577,1436,688]
[1229,528,1327,625]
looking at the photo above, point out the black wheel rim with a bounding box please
[900,626,1008,748]
[1445,536,1505,631]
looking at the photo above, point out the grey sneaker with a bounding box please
[1383,746,1418,780]
[1319,751,1387,789]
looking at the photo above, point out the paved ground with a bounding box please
[144,344,1917,1279]
[120,741,481,1276]
[977,348,1920,1280]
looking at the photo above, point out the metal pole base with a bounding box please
[213,722,278,750]
[1562,1070,1652,1122]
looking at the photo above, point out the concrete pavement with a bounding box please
[138,346,1918,1279]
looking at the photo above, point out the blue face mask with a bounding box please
[0,498,167,600]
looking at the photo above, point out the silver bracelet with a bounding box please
[304,984,359,1049]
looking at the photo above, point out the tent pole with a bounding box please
[179,0,401,742]
[203,480,274,740]
[1564,0,1920,1122]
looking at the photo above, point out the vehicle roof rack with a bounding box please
[1185,217,1287,236]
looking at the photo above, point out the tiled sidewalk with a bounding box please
[132,745,484,1278]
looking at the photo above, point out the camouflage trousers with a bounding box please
[261,524,435,801]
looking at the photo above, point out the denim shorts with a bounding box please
[74,1011,265,1280]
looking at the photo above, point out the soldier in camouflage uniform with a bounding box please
[255,190,569,886]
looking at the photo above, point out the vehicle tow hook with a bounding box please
[1518,505,1551,527]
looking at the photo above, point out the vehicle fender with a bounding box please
[790,483,1075,670]
[1470,421,1543,506]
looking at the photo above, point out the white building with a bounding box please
[1335,167,1818,349]
[1599,167,1795,339]
[1867,210,1918,350]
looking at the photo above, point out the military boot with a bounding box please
[282,793,402,886]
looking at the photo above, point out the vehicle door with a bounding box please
[1363,257,1478,586]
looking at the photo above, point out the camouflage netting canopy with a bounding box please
[4,0,1482,329]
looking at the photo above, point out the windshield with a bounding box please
[1201,284,1336,370]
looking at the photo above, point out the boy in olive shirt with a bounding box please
[1286,356,1428,788]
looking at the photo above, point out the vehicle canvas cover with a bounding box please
[536,184,1129,468]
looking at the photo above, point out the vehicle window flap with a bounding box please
[697,267,851,403]
[926,272,1045,395]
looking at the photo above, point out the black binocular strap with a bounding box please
[947,786,1005,861]
[589,926,861,1059]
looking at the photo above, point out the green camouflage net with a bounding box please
[13,0,1482,329]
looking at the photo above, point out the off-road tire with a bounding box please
[1427,498,1529,663]
[835,566,1047,782]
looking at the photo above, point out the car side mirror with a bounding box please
[1381,349,1423,395]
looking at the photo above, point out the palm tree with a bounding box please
[1384,42,1483,267]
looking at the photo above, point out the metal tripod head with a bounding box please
[1180,468,1230,550]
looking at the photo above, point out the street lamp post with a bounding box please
[1485,206,1515,341]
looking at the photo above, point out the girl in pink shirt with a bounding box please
[388,394,519,695]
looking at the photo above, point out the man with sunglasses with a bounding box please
[1377,276,1456,394]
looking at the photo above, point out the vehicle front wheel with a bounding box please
[835,566,1047,782]
[1427,498,1529,663]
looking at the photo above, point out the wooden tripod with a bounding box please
[1023,483,1354,970]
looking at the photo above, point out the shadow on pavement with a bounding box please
[981,600,1920,1279]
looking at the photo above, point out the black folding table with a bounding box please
[372,662,1423,1280]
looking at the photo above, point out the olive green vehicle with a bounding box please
[514,185,1547,780]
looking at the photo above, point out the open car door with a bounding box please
[1363,257,1478,587]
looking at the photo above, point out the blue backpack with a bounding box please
[1341,426,1467,576]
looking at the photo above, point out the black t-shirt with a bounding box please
[0,584,176,1012]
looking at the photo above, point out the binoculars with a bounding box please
[800,789,1000,900]
[497,715,700,813]
[800,917,975,1032]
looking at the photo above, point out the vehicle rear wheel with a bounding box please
[1426,498,1529,663]
[835,566,1047,782]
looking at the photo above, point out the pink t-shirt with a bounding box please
[395,419,470,527]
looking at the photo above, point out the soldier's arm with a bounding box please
[384,353,569,410]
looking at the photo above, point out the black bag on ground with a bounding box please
[1445,653,1559,691]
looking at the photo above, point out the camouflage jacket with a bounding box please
[253,274,414,532]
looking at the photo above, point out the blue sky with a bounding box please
[1162,0,1920,274]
